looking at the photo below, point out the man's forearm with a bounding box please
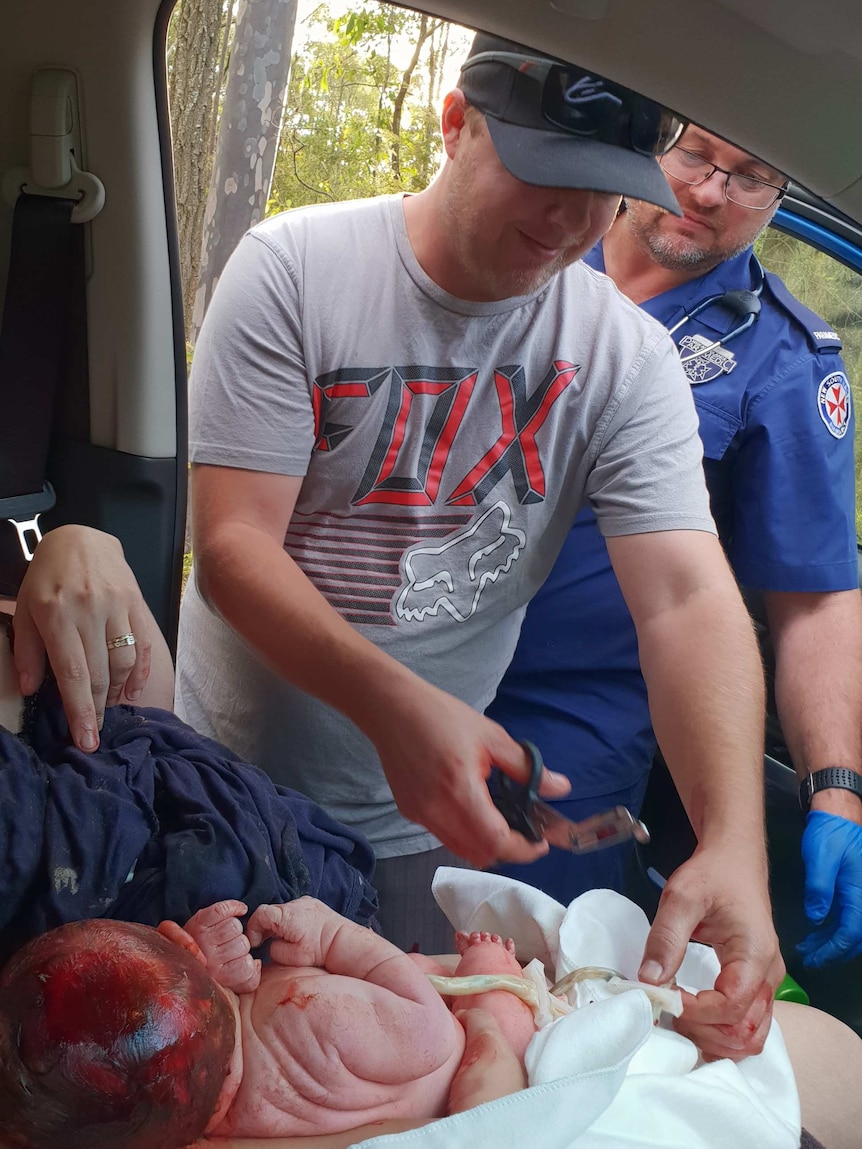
[769,589,862,823]
[639,585,767,848]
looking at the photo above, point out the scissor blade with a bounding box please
[532,802,650,854]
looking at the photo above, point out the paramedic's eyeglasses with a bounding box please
[660,146,788,210]
[462,51,686,157]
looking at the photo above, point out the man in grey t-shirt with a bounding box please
[177,31,782,1061]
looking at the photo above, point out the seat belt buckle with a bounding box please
[0,481,56,562]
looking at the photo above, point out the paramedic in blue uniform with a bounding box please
[489,124,862,969]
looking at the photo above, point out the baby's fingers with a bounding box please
[246,903,289,947]
[216,954,262,995]
[185,899,248,936]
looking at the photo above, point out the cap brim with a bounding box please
[485,116,683,216]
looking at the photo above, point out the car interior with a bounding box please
[1,0,862,1039]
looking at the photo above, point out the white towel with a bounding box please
[355,869,801,1149]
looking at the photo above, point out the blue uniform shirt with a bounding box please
[488,241,857,805]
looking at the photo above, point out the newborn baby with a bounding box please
[0,897,536,1149]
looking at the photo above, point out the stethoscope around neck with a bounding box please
[666,255,765,364]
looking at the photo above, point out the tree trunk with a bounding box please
[168,0,224,337]
[191,0,297,343]
[420,21,449,186]
[390,14,432,182]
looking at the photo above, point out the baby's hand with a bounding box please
[184,899,261,994]
[247,897,337,967]
[447,1007,527,1114]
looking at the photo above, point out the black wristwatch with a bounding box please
[798,767,862,813]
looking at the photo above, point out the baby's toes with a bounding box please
[471,931,503,947]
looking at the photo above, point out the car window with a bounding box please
[755,228,862,541]
[167,0,470,346]
[166,0,862,553]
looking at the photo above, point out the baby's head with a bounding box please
[0,918,236,1149]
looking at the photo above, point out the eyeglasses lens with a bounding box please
[661,148,782,209]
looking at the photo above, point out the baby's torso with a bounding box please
[215,963,464,1137]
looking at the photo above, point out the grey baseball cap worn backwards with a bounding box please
[459,32,684,215]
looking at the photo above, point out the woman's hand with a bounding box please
[13,525,155,749]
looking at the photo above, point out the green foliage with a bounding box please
[755,229,862,537]
[267,3,468,212]
[334,5,395,42]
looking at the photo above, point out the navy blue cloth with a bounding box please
[490,241,857,903]
[0,681,378,961]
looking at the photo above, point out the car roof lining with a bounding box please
[402,0,862,224]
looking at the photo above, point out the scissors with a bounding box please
[490,740,651,853]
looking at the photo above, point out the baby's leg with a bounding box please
[452,932,537,1062]
[184,899,261,993]
[407,952,460,977]
[447,1007,527,1114]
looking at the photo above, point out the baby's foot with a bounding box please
[455,931,517,957]
[450,934,536,1063]
[453,932,521,979]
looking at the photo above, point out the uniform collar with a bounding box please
[585,241,758,336]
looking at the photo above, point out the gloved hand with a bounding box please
[797,810,862,968]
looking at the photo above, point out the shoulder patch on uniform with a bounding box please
[817,371,852,438]
[765,273,843,352]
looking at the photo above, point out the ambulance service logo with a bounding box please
[678,334,737,384]
[817,371,852,439]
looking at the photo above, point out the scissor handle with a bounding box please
[490,740,544,843]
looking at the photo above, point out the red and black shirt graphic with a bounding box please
[286,359,579,625]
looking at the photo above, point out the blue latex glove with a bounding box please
[797,810,862,968]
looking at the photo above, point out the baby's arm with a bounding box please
[247,897,444,1009]
[249,898,464,1094]
[184,900,261,994]
[447,1008,527,1114]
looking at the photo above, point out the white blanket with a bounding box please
[356,869,801,1149]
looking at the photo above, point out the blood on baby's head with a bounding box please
[0,918,235,1149]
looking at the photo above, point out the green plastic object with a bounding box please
[774,973,810,1005]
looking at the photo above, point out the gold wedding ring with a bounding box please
[106,632,136,650]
